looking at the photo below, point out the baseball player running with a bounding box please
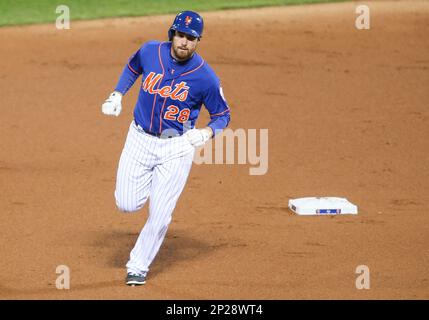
[101,11,231,286]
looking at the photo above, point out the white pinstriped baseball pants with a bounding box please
[115,121,195,274]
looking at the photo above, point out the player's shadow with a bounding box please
[104,229,214,279]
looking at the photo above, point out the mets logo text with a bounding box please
[142,72,189,102]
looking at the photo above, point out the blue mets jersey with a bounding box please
[114,41,231,135]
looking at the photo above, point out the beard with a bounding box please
[172,44,195,61]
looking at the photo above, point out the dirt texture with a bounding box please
[0,0,428,299]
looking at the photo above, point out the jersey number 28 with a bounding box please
[163,105,190,123]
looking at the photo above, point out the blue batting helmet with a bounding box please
[168,11,204,40]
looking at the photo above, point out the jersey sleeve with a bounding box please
[127,48,143,76]
[203,81,231,136]
[114,47,144,95]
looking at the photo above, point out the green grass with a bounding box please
[0,0,346,27]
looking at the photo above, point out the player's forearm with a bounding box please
[207,112,230,136]
[114,64,140,95]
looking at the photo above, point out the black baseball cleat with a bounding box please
[126,272,147,286]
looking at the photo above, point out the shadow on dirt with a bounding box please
[103,228,215,279]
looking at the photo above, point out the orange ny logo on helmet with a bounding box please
[185,16,192,26]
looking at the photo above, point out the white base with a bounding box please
[288,197,358,215]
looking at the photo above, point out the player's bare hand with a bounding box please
[184,127,212,148]
[102,91,122,117]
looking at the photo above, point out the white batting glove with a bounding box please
[102,91,122,117]
[184,128,213,148]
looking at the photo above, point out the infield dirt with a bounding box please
[0,0,428,299]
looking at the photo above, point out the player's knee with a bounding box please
[116,202,139,213]
[114,193,139,213]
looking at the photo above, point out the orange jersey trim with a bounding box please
[210,107,230,117]
[159,79,175,133]
[179,60,205,77]
[127,63,140,75]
